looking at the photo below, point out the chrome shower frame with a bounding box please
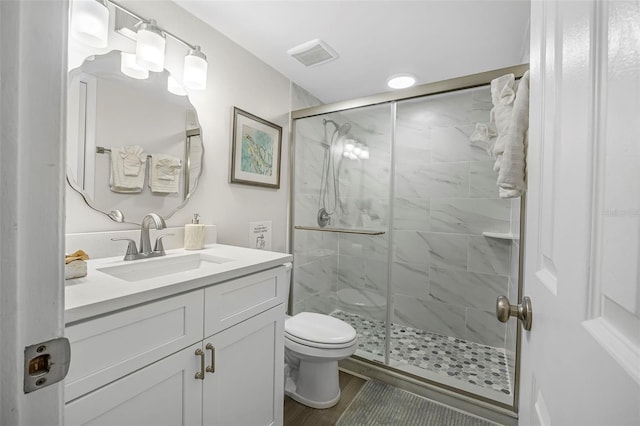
[289,63,529,422]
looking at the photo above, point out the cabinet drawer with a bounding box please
[204,266,286,337]
[65,290,203,402]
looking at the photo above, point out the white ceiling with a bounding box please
[173,1,530,104]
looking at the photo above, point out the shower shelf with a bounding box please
[294,226,385,236]
[482,231,519,241]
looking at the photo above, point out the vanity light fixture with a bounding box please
[387,73,416,89]
[120,52,149,80]
[70,0,109,48]
[167,75,187,96]
[72,0,209,90]
[183,46,208,90]
[135,19,166,72]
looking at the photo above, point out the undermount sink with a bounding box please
[97,253,235,282]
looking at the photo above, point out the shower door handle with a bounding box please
[496,296,533,331]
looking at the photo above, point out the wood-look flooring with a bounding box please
[284,371,366,426]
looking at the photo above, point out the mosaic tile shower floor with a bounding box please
[331,310,512,396]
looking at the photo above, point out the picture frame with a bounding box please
[230,107,283,189]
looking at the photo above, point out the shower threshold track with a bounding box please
[331,310,512,400]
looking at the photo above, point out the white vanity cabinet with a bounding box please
[64,264,288,426]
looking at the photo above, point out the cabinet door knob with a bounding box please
[205,343,215,373]
[195,348,205,380]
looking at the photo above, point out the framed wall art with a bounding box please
[230,107,282,189]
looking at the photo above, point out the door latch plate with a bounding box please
[24,337,71,393]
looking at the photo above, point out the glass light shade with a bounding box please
[167,75,187,96]
[387,74,416,89]
[360,148,370,160]
[344,142,355,152]
[120,52,149,80]
[135,20,165,72]
[70,0,109,48]
[183,46,208,90]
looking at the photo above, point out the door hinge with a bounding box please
[24,337,71,393]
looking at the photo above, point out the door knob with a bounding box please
[496,295,533,331]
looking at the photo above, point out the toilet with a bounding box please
[284,269,358,409]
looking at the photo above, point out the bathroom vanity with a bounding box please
[64,244,292,426]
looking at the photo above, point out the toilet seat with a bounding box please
[285,332,356,349]
[285,312,356,348]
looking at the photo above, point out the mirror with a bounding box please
[66,50,204,224]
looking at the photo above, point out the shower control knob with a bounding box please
[496,295,533,331]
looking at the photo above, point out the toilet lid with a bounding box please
[285,312,356,345]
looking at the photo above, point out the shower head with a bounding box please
[323,119,351,137]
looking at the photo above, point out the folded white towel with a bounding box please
[469,123,497,154]
[149,154,182,193]
[488,73,516,160]
[109,146,146,193]
[497,71,530,198]
[469,71,529,199]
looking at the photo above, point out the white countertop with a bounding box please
[65,244,292,324]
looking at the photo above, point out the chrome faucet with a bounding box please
[139,213,166,255]
[112,213,171,261]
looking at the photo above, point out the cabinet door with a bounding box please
[65,343,203,426]
[202,307,284,426]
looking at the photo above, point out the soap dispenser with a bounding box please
[184,213,205,250]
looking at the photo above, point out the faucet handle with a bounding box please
[111,238,139,261]
[153,234,174,254]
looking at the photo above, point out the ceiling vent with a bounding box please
[287,39,339,67]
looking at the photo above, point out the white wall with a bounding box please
[66,0,292,253]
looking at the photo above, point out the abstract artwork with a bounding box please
[231,107,282,188]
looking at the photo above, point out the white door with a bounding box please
[519,1,640,425]
[0,1,67,425]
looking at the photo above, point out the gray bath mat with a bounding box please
[336,379,497,426]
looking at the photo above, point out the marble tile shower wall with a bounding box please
[392,86,513,349]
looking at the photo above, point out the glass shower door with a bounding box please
[391,86,518,404]
[291,104,392,366]
[291,79,521,408]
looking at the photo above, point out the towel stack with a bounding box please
[470,71,530,198]
[149,154,182,193]
[109,145,146,193]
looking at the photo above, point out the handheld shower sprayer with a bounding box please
[318,119,352,227]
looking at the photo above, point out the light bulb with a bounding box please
[120,52,149,80]
[183,46,208,90]
[387,73,416,89]
[168,75,187,96]
[136,19,165,72]
[70,0,109,48]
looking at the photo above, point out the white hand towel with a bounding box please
[109,146,146,193]
[149,154,182,193]
[121,145,145,176]
[497,71,530,198]
[488,73,516,159]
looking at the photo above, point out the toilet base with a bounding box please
[284,358,342,409]
[285,387,341,409]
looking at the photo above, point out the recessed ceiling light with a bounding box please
[387,73,416,89]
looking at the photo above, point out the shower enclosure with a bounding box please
[290,65,527,410]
